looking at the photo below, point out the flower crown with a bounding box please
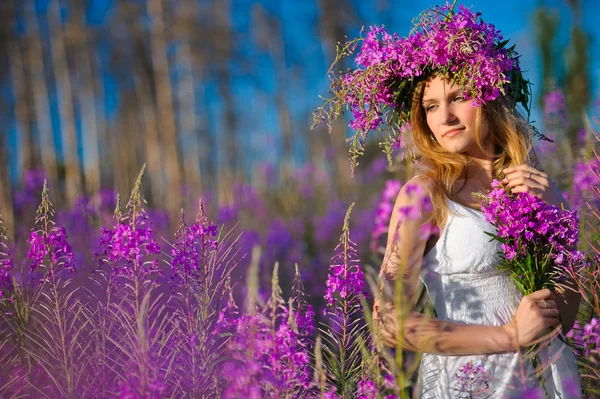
[313,2,536,174]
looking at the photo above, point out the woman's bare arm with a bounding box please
[372,178,558,355]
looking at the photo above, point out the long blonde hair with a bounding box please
[408,76,536,229]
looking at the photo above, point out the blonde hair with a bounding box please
[408,76,536,229]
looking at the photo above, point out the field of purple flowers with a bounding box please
[0,95,599,397]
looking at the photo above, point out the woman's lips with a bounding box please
[443,127,465,138]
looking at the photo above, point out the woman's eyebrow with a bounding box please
[422,89,462,104]
[445,89,461,97]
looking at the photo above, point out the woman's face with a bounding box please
[421,76,491,157]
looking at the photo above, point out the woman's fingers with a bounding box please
[529,288,553,300]
[503,164,547,177]
[543,317,560,328]
[504,175,545,188]
[536,299,557,309]
[508,183,545,197]
[503,167,548,187]
[540,308,560,318]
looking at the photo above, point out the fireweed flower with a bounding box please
[324,244,364,309]
[222,313,311,398]
[568,159,600,214]
[451,361,490,397]
[96,222,161,278]
[170,216,218,286]
[291,265,316,343]
[356,378,378,398]
[0,257,13,298]
[27,226,74,273]
[321,204,370,397]
[0,219,13,299]
[216,287,240,335]
[480,179,585,293]
[566,319,600,363]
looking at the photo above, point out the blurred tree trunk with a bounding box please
[48,0,83,204]
[174,1,203,207]
[5,2,37,175]
[534,9,559,110]
[252,4,294,174]
[10,38,38,174]
[22,2,59,198]
[69,1,101,198]
[114,98,141,200]
[564,0,590,150]
[212,0,238,203]
[134,66,164,208]
[0,131,14,240]
[147,0,183,217]
[188,2,215,194]
[115,1,165,209]
[0,4,15,239]
[317,0,356,193]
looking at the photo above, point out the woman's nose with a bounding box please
[440,105,458,125]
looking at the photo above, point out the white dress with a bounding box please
[417,200,582,398]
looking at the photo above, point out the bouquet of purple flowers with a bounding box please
[479,180,585,295]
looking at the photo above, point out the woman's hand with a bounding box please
[503,288,560,348]
[502,164,569,209]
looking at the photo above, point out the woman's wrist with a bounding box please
[498,323,519,352]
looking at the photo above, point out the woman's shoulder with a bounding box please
[392,175,434,219]
[401,175,434,198]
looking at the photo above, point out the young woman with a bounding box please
[317,3,583,396]
[372,74,582,398]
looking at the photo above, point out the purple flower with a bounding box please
[27,226,74,273]
[451,361,490,397]
[568,159,600,214]
[356,378,378,398]
[117,357,167,399]
[96,222,161,278]
[222,313,311,398]
[0,233,13,299]
[566,319,600,362]
[216,289,239,335]
[481,179,585,289]
[170,216,218,286]
[324,254,364,308]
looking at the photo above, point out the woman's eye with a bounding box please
[426,105,438,112]
[453,96,465,102]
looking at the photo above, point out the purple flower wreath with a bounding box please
[313,2,534,173]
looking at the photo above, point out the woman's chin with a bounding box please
[440,144,469,154]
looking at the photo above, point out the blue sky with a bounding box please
[7,0,600,180]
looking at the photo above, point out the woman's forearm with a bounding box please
[376,310,517,356]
